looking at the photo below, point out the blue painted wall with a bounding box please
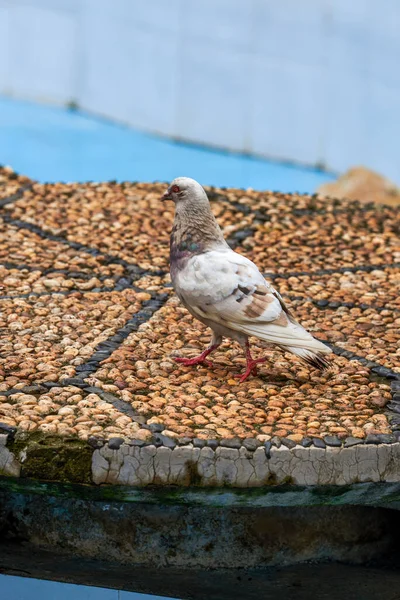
[0,574,178,600]
[0,0,399,182]
[0,96,334,191]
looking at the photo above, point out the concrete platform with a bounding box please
[1,165,400,577]
[1,165,400,489]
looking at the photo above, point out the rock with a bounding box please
[370,396,389,408]
[148,423,164,433]
[313,438,326,449]
[264,441,272,459]
[243,438,261,452]
[344,437,364,448]
[317,166,400,207]
[324,436,341,447]
[286,434,303,444]
[302,437,313,448]
[220,438,242,449]
[193,438,206,448]
[129,439,146,447]
[0,443,20,477]
[365,434,380,445]
[154,434,176,449]
[43,279,62,289]
[178,437,192,446]
[207,439,219,450]
[92,450,109,485]
[376,434,396,444]
[134,428,153,442]
[281,438,296,449]
[87,436,104,449]
[0,423,17,438]
[108,437,125,450]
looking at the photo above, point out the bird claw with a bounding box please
[234,357,267,383]
[234,370,253,383]
[174,356,213,368]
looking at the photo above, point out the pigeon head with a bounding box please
[165,176,228,258]
[161,177,209,205]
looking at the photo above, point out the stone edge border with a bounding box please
[91,439,400,487]
[3,430,400,488]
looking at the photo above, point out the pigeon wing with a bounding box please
[176,249,331,363]
[176,249,285,328]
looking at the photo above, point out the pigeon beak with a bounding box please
[161,190,172,201]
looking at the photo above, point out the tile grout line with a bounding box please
[207,189,390,219]
[1,286,398,316]
[2,214,148,275]
[264,263,400,280]
[0,292,171,435]
[325,342,400,381]
[285,294,400,314]
[0,183,34,207]
[70,292,170,382]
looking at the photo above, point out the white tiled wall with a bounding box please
[0,0,399,181]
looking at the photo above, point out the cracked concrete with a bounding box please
[91,442,400,487]
[3,432,400,489]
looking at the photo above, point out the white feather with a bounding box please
[176,247,331,359]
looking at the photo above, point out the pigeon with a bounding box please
[161,177,332,382]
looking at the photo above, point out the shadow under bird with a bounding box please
[161,177,332,382]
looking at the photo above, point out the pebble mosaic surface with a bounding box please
[1,166,400,450]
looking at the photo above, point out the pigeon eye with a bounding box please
[171,185,180,193]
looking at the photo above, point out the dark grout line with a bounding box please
[0,278,168,301]
[0,261,125,278]
[264,263,400,280]
[324,343,400,435]
[2,291,171,424]
[2,214,146,275]
[0,184,33,207]
[0,281,396,314]
[41,292,170,423]
[54,292,170,385]
[0,261,43,272]
[0,286,121,301]
[1,261,168,284]
[207,188,392,220]
[326,342,400,380]
[0,384,141,428]
[285,294,400,314]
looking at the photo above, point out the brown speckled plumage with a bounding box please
[162,177,332,381]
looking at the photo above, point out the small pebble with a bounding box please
[108,437,125,450]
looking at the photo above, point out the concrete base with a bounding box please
[1,480,400,571]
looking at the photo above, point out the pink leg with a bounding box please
[174,343,220,369]
[234,341,267,383]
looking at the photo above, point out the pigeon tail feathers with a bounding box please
[234,320,332,371]
[285,346,331,371]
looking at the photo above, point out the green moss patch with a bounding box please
[10,432,92,484]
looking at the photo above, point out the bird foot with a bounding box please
[174,356,213,368]
[234,357,267,383]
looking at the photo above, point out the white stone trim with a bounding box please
[92,442,400,487]
[0,434,21,477]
